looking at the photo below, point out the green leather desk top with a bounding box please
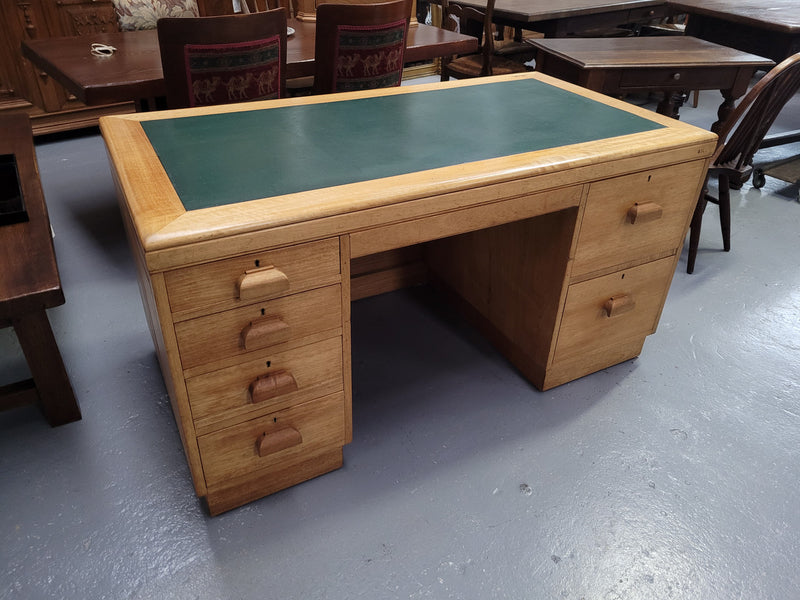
[141,78,664,212]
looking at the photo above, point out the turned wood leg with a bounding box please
[13,311,81,426]
[657,91,686,119]
[711,89,737,134]
[687,187,709,274]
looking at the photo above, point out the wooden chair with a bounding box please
[196,0,295,18]
[312,0,412,95]
[687,52,800,274]
[439,0,530,81]
[157,10,288,109]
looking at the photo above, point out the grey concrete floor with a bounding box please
[1,79,800,600]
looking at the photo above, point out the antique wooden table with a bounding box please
[529,36,773,130]
[0,114,81,427]
[668,0,800,64]
[443,0,672,36]
[100,73,716,514]
[21,19,477,110]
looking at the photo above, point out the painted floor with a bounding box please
[1,79,799,599]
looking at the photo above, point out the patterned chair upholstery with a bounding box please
[313,0,412,95]
[157,10,288,108]
[112,0,198,30]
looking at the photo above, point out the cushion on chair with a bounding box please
[114,0,199,31]
[183,37,283,106]
[332,21,406,92]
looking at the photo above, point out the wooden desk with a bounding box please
[669,0,800,64]
[100,73,716,514]
[21,21,477,109]
[444,0,672,36]
[530,36,773,130]
[0,114,81,427]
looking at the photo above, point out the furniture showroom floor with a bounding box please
[2,77,799,600]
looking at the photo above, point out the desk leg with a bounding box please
[13,311,81,426]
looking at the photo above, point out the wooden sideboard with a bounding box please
[0,0,134,135]
[100,74,716,515]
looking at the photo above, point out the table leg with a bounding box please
[656,91,686,119]
[712,90,737,134]
[13,311,81,426]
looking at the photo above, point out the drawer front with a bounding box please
[187,336,344,428]
[619,67,737,91]
[626,4,671,22]
[554,256,676,362]
[165,238,340,317]
[573,161,705,277]
[198,392,346,486]
[175,285,343,370]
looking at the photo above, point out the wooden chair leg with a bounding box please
[687,189,708,274]
[13,311,81,426]
[718,173,731,252]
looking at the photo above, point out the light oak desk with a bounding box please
[100,74,716,515]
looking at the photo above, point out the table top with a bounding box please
[529,36,775,68]
[447,0,664,24]
[99,73,717,264]
[21,21,477,106]
[668,0,800,32]
[0,115,63,316]
[141,77,663,210]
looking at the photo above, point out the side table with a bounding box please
[530,36,774,132]
[0,114,81,426]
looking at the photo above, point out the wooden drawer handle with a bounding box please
[240,316,291,350]
[627,202,663,224]
[604,294,635,318]
[249,370,298,404]
[237,265,290,301]
[257,426,302,457]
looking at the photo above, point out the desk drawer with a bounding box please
[175,285,342,371]
[573,161,704,277]
[198,392,346,487]
[165,238,340,318]
[554,256,675,362]
[187,336,343,430]
[619,67,737,91]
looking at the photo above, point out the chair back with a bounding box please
[440,0,497,76]
[312,0,412,94]
[713,52,800,175]
[157,10,288,109]
[196,0,294,18]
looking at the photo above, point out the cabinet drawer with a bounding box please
[573,161,705,277]
[187,336,343,430]
[198,392,346,486]
[165,238,340,317]
[554,256,676,362]
[175,285,342,370]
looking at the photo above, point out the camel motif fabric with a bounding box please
[333,21,406,92]
[183,37,282,107]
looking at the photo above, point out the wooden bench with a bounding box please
[0,114,81,426]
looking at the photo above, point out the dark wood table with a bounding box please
[0,114,81,427]
[667,0,800,148]
[530,36,773,130]
[446,0,672,36]
[669,0,800,64]
[21,20,477,110]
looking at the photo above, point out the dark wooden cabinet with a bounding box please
[0,0,133,135]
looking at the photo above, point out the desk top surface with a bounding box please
[20,22,476,106]
[446,0,663,23]
[529,36,775,68]
[100,74,717,265]
[141,78,663,211]
[668,0,800,30]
